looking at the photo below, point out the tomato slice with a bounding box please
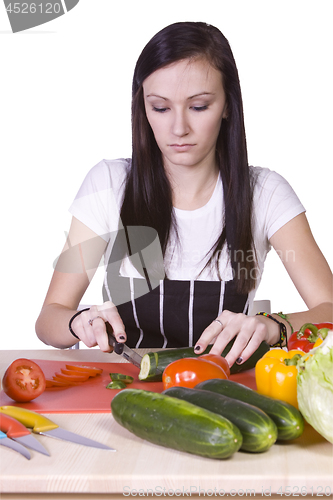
[45,365,103,388]
[65,364,103,376]
[51,377,83,386]
[60,368,93,377]
[2,358,46,402]
[53,372,90,383]
[162,357,228,390]
[45,379,70,388]
[199,353,230,377]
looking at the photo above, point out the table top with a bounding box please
[0,349,332,498]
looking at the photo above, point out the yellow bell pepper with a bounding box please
[313,338,323,348]
[255,349,304,409]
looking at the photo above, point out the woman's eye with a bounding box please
[192,105,208,112]
[152,107,168,113]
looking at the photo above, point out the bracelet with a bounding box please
[256,312,287,348]
[69,308,90,339]
[276,311,294,336]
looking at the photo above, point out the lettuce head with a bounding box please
[297,330,333,443]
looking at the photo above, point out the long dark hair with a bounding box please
[120,21,257,293]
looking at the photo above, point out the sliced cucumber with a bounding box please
[109,373,134,384]
[138,339,270,381]
[106,380,127,389]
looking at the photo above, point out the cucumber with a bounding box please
[196,379,304,441]
[162,386,278,452]
[111,388,243,459]
[138,338,270,381]
[163,386,277,453]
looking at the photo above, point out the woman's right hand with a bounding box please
[70,301,127,352]
[35,217,126,351]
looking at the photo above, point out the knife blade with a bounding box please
[0,406,116,451]
[107,329,163,374]
[110,338,143,369]
[106,327,142,368]
[0,413,50,456]
[0,429,31,459]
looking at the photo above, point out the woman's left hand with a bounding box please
[194,311,278,368]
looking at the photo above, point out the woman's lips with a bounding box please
[169,144,195,152]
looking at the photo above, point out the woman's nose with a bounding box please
[171,110,190,137]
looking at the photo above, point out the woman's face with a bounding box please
[143,58,227,173]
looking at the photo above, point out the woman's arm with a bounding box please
[35,216,126,351]
[195,213,333,367]
[269,212,332,328]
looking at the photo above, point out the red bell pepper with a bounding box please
[287,322,333,352]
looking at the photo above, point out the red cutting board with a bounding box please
[0,360,256,414]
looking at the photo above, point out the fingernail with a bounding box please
[236,357,243,365]
[118,335,125,340]
[194,345,201,352]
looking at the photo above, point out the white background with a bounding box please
[1,0,332,350]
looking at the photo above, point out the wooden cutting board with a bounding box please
[0,359,256,414]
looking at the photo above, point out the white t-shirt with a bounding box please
[69,158,306,307]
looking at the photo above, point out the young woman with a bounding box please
[36,22,332,368]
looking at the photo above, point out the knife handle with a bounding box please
[0,413,30,438]
[106,324,124,355]
[0,406,58,433]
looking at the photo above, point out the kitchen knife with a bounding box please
[108,331,143,368]
[0,429,31,459]
[0,413,50,456]
[0,406,116,451]
[107,329,163,374]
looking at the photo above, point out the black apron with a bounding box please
[102,228,249,348]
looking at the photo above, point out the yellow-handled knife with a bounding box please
[0,406,115,451]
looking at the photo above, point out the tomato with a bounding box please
[65,364,103,376]
[199,353,230,377]
[162,357,228,390]
[2,358,46,402]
